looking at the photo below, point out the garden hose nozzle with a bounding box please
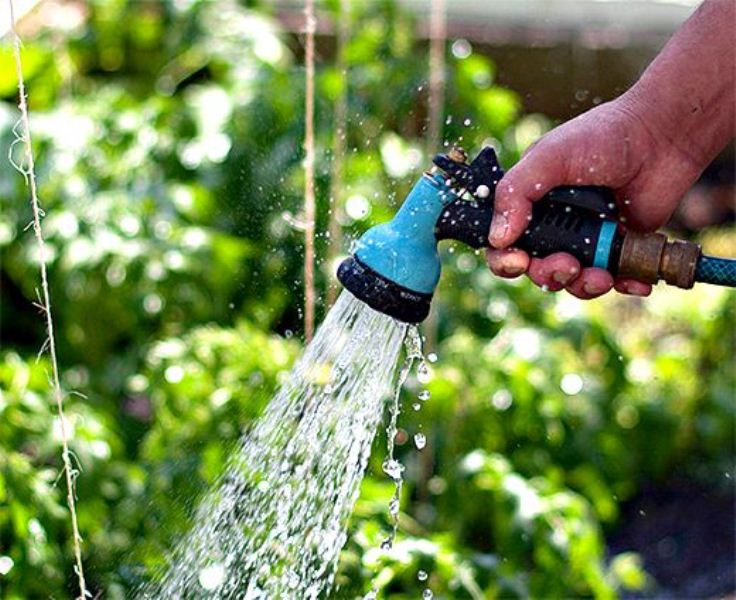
[337,146,736,323]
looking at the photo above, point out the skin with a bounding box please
[487,0,736,299]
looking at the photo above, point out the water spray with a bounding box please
[338,146,736,322]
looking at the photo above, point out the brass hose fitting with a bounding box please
[617,232,701,289]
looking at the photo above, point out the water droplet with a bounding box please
[423,589,434,599]
[418,390,430,401]
[427,352,438,363]
[0,556,14,577]
[284,329,293,339]
[417,363,431,384]
[381,538,393,551]
[463,118,472,126]
[491,389,513,410]
[560,373,584,395]
[451,39,472,59]
[414,433,427,450]
[382,459,404,481]
[418,570,428,581]
[198,563,226,591]
[412,403,421,411]
[364,589,378,600]
[475,184,490,198]
[389,496,400,517]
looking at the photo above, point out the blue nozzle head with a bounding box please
[337,147,503,322]
[337,175,453,322]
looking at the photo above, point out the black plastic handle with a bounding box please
[434,185,623,272]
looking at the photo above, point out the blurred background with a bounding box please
[0,0,734,598]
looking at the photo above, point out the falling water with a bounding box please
[140,291,415,598]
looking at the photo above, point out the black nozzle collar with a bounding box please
[336,255,432,323]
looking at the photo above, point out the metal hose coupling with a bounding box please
[617,233,701,289]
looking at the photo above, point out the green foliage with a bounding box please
[1,0,733,598]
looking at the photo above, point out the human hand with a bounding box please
[486,95,704,298]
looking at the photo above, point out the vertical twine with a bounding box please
[7,1,88,598]
[303,0,317,342]
[326,0,349,307]
[424,0,447,350]
[427,0,447,155]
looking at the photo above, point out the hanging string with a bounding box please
[303,0,317,342]
[424,0,447,350]
[326,0,349,307]
[7,1,89,598]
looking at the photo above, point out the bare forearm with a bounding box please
[624,0,736,167]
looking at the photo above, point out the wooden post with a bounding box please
[304,0,317,342]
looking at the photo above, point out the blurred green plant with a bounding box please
[1,0,733,598]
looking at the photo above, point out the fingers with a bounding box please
[525,254,614,299]
[526,254,614,298]
[527,253,581,291]
[485,247,530,278]
[614,278,652,297]
[564,268,615,299]
[486,249,651,300]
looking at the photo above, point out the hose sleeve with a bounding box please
[695,255,736,287]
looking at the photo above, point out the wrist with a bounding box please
[621,75,733,170]
[619,0,735,167]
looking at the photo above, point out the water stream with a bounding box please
[140,291,417,598]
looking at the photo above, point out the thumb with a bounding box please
[489,143,571,248]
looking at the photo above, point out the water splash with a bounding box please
[378,328,422,553]
[140,292,410,598]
